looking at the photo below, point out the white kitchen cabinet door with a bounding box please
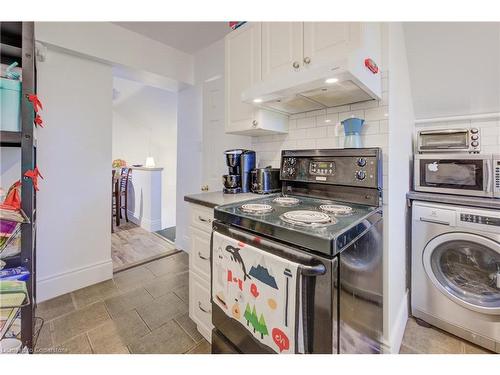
[225,22,262,134]
[303,22,361,68]
[262,22,303,80]
[189,227,211,280]
[189,271,213,341]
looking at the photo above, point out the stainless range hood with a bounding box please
[241,62,381,115]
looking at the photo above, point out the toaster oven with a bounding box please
[417,128,480,153]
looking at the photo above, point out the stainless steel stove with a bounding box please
[211,148,384,354]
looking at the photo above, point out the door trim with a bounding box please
[422,232,500,315]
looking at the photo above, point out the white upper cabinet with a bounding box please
[225,22,288,135]
[302,22,361,68]
[262,22,303,80]
[225,22,261,133]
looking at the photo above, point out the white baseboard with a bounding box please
[37,259,113,302]
[388,290,409,353]
[128,210,162,232]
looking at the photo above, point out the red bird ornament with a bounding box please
[34,114,44,128]
[24,167,44,191]
[27,94,43,113]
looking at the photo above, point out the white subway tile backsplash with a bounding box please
[339,110,365,122]
[296,139,316,149]
[251,78,390,191]
[379,120,389,134]
[327,105,351,114]
[297,116,316,129]
[305,126,328,139]
[365,106,389,121]
[350,100,380,111]
[316,137,339,149]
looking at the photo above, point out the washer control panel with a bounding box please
[460,213,500,226]
[495,158,500,198]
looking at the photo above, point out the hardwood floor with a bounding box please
[111,221,178,271]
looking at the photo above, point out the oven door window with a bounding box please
[420,159,484,191]
[420,132,468,150]
[423,234,500,314]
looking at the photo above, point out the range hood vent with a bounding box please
[242,63,381,115]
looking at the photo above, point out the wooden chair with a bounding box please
[119,168,132,222]
[111,170,120,232]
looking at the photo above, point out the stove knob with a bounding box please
[471,141,479,147]
[356,170,366,180]
[357,158,367,167]
[471,134,479,140]
[471,128,479,134]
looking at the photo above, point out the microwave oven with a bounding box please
[417,128,480,153]
[414,153,500,198]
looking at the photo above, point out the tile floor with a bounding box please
[399,317,492,354]
[35,252,210,354]
[112,221,178,271]
[35,251,493,354]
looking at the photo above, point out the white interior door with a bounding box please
[262,22,303,80]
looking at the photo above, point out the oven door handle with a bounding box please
[298,260,327,354]
[299,263,326,277]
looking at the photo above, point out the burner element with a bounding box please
[320,204,354,216]
[240,203,273,215]
[273,197,301,206]
[281,210,336,226]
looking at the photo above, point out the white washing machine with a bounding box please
[412,200,500,352]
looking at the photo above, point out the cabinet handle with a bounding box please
[198,301,211,314]
[303,56,311,65]
[292,61,300,69]
[198,251,210,261]
[252,120,258,128]
[198,216,212,223]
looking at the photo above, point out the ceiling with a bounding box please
[404,22,500,119]
[113,22,230,54]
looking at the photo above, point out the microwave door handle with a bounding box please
[485,159,493,193]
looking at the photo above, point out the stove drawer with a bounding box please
[190,204,214,233]
[189,227,211,280]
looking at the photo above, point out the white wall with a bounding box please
[112,77,177,228]
[404,22,500,120]
[385,22,414,353]
[175,39,252,251]
[175,85,203,251]
[36,47,113,302]
[198,39,253,191]
[35,22,194,90]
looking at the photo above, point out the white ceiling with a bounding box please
[404,22,500,120]
[113,22,230,54]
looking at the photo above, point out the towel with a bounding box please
[212,231,300,353]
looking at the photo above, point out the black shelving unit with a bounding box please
[1,21,37,352]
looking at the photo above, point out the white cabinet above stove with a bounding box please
[244,22,382,115]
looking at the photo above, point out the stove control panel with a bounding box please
[309,161,336,176]
[280,152,380,189]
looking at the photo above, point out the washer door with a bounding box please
[423,232,500,315]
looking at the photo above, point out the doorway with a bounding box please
[111,75,178,271]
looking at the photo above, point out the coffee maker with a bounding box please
[223,149,256,194]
